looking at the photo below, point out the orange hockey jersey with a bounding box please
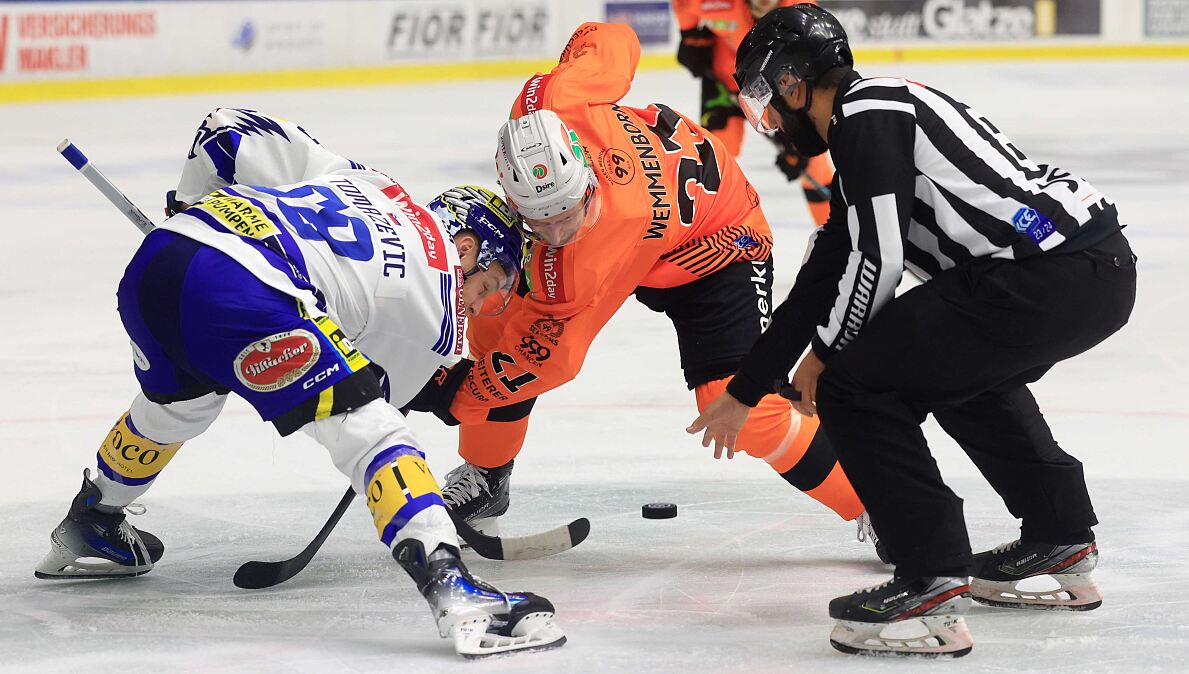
[672,0,805,93]
[448,22,772,424]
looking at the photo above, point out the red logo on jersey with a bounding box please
[382,183,447,272]
[518,73,553,113]
[234,330,321,392]
[534,245,569,304]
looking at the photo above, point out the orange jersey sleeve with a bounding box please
[449,23,771,424]
[512,22,640,119]
[671,0,702,31]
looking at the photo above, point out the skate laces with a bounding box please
[991,539,1022,555]
[442,464,490,504]
[124,503,147,516]
[856,512,877,544]
[859,577,898,594]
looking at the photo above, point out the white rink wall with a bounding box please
[2,0,1188,102]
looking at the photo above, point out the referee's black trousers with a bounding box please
[815,232,1137,578]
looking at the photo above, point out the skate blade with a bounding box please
[35,543,152,580]
[452,612,567,659]
[829,616,973,658]
[971,574,1102,611]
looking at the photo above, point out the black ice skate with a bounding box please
[35,470,164,579]
[828,576,973,658]
[971,540,1102,611]
[394,539,565,658]
[441,460,512,537]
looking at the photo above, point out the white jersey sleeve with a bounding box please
[175,108,364,204]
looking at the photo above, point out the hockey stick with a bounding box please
[233,486,357,589]
[232,487,590,589]
[57,140,156,234]
[448,507,591,562]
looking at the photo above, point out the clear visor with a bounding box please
[463,259,520,317]
[738,68,802,135]
[517,181,601,248]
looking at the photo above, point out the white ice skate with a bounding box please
[394,539,566,659]
[35,470,163,579]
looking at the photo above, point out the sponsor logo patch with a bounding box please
[532,163,548,179]
[1012,207,1056,244]
[598,148,635,185]
[234,329,320,392]
[196,192,279,239]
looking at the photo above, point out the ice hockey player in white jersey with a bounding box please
[34,108,565,659]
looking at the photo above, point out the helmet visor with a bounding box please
[517,181,601,247]
[738,65,803,136]
[463,259,520,316]
[738,74,779,135]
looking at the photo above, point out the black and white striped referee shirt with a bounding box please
[728,69,1122,406]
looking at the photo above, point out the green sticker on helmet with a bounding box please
[568,129,587,167]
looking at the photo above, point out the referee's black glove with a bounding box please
[677,26,716,79]
[405,360,474,426]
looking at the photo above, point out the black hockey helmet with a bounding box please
[733,4,852,134]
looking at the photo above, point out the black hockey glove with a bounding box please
[771,135,810,183]
[700,79,742,132]
[676,26,716,79]
[405,359,474,426]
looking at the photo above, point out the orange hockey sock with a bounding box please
[696,379,863,520]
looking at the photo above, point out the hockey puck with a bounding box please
[642,503,677,519]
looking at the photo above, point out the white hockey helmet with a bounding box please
[495,110,601,247]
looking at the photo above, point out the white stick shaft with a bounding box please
[57,139,156,235]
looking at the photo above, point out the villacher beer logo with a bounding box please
[531,163,548,179]
[234,329,321,392]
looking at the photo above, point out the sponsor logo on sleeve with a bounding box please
[234,329,321,392]
[382,183,447,272]
[529,316,566,345]
[1012,207,1056,243]
[532,244,569,304]
[195,193,279,239]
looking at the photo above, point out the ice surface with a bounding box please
[1,60,1187,673]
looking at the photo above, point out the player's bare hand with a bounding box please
[686,391,751,459]
[790,351,826,417]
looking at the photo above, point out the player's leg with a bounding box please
[36,231,228,579]
[439,301,537,532]
[636,259,863,520]
[800,152,834,226]
[445,405,534,535]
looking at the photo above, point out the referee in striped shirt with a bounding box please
[688,5,1137,657]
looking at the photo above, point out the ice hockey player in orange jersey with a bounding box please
[407,21,874,553]
[672,0,834,225]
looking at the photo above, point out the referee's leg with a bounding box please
[933,385,1096,544]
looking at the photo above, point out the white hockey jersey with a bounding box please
[161,108,466,407]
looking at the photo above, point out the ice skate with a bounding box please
[35,470,163,579]
[971,540,1102,611]
[394,539,566,659]
[441,460,512,538]
[855,511,891,564]
[828,576,973,658]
